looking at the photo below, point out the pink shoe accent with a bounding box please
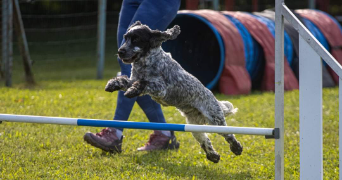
[137,131,180,151]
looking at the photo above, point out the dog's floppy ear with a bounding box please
[127,21,142,32]
[150,25,181,48]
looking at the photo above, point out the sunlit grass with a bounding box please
[0,57,339,179]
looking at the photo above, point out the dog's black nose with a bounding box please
[118,49,126,56]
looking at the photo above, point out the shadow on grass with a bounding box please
[100,150,253,179]
[143,151,252,179]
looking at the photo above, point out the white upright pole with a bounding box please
[299,36,323,180]
[275,0,285,179]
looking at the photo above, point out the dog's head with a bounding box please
[118,21,181,64]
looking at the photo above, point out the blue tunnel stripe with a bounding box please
[77,119,186,131]
[224,14,261,80]
[252,14,294,66]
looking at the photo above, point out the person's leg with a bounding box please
[130,0,181,30]
[134,0,181,126]
[83,0,142,153]
[128,0,181,150]
[116,0,181,127]
[112,0,142,134]
[84,0,181,153]
[117,0,142,47]
[136,96,165,123]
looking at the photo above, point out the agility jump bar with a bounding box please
[0,114,278,138]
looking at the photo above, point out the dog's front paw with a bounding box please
[105,78,120,92]
[105,76,129,92]
[124,87,142,98]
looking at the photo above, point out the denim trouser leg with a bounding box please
[113,0,181,131]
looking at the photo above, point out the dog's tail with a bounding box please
[219,101,238,117]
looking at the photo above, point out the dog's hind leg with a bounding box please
[191,132,220,163]
[216,120,243,156]
[199,104,243,156]
[186,116,220,163]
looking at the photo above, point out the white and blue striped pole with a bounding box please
[0,114,277,137]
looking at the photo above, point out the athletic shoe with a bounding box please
[84,128,123,153]
[137,130,180,151]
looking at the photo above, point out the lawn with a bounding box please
[0,56,340,179]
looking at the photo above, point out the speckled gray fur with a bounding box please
[105,21,243,163]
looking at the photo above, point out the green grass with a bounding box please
[0,56,340,179]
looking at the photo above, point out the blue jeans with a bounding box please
[114,0,181,130]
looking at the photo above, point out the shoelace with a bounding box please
[96,128,111,137]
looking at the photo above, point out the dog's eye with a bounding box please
[131,37,140,43]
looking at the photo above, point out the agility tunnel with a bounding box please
[253,10,301,81]
[223,13,264,89]
[163,10,251,95]
[163,9,341,95]
[296,9,342,85]
[251,13,296,89]
[251,14,293,66]
[296,14,335,87]
[254,10,336,87]
[222,11,298,92]
[254,10,299,69]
